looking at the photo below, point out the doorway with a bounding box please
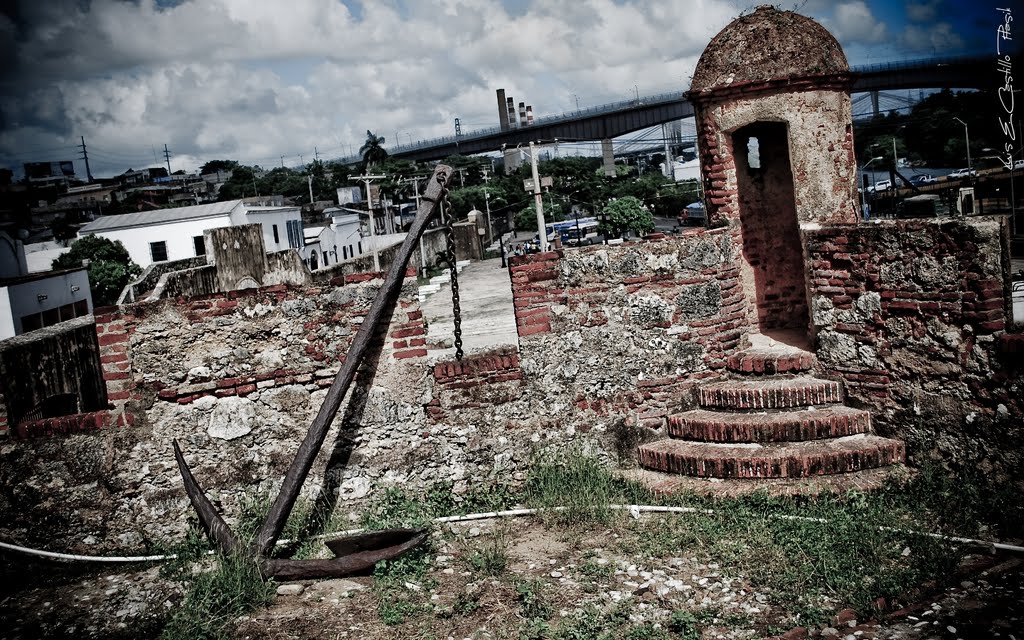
[732,122,810,344]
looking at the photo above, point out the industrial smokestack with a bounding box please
[518,101,527,127]
[497,89,509,131]
[507,97,517,129]
[526,105,534,126]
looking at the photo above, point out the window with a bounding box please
[285,219,302,249]
[273,224,280,245]
[357,241,362,255]
[343,246,349,260]
[20,313,42,332]
[309,250,319,270]
[193,235,206,256]
[150,241,168,262]
[746,137,761,170]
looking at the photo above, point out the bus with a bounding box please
[535,218,600,247]
[560,218,600,246]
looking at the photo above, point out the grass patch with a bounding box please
[523,447,651,526]
[159,548,275,640]
[460,528,510,577]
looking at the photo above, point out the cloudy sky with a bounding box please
[0,0,1004,179]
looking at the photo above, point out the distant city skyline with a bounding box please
[0,0,1008,179]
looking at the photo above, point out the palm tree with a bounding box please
[359,130,389,168]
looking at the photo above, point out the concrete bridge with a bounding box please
[336,55,989,165]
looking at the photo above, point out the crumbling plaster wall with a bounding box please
[696,88,858,227]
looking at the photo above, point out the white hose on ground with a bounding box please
[2,504,1022,563]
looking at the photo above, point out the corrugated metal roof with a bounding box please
[78,200,242,233]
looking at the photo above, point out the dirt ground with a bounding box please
[2,516,1022,640]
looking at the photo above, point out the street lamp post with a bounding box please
[860,156,884,220]
[953,117,971,171]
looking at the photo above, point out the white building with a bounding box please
[303,210,368,270]
[0,231,92,340]
[76,200,304,268]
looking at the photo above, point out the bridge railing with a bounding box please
[335,55,985,164]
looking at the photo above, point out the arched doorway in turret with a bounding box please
[731,121,809,339]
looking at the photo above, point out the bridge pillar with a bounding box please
[503,148,523,174]
[871,91,880,117]
[602,139,616,177]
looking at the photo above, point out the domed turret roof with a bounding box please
[691,5,848,93]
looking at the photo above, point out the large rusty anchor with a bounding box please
[172,164,454,579]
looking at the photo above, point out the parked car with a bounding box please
[909,174,937,185]
[948,168,976,179]
[868,179,892,193]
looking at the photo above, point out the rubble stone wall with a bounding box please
[507,230,751,430]
[806,217,1020,474]
[0,273,432,552]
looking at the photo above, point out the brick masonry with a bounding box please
[638,436,905,479]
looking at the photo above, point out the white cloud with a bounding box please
[827,1,888,44]
[901,22,964,53]
[4,0,963,179]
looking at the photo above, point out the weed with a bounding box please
[550,605,607,640]
[156,525,212,580]
[668,610,700,640]
[623,624,672,640]
[523,446,651,526]
[159,551,275,640]
[518,617,551,640]
[515,578,553,621]
[461,529,509,577]
[579,558,614,580]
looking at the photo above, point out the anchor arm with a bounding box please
[173,439,240,556]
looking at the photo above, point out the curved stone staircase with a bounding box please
[637,338,904,489]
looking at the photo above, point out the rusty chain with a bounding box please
[436,171,464,360]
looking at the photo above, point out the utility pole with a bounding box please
[662,124,672,179]
[481,166,493,243]
[350,173,385,271]
[314,147,320,163]
[281,156,285,168]
[402,175,428,271]
[529,141,547,252]
[79,136,93,182]
[307,174,314,208]
[163,144,172,175]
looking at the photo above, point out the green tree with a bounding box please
[199,159,238,175]
[52,235,142,306]
[515,200,565,231]
[359,130,389,168]
[602,196,653,238]
[217,165,259,201]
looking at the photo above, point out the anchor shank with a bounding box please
[254,164,451,557]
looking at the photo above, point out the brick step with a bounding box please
[624,466,909,498]
[667,406,871,443]
[726,347,816,374]
[699,376,842,410]
[637,434,904,479]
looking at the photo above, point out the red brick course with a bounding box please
[638,435,904,479]
[668,406,871,443]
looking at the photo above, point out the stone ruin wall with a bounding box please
[0,221,1021,553]
[806,218,1022,473]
